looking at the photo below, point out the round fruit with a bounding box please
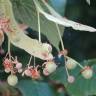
[45,62,57,73]
[67,76,75,83]
[7,75,18,86]
[66,59,77,70]
[81,66,93,79]
[42,43,52,53]
[43,62,57,75]
[16,63,22,69]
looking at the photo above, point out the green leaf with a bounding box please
[10,0,64,50]
[50,59,96,96]
[16,79,56,96]
[67,59,96,96]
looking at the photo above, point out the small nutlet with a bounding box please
[42,43,52,53]
[67,76,75,83]
[7,75,18,86]
[66,59,77,70]
[16,63,22,69]
[43,61,57,76]
[81,66,93,79]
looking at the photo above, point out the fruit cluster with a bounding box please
[65,57,93,83]
[3,56,22,74]
[2,44,93,87]
[3,55,22,86]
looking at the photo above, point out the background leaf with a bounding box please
[10,0,64,50]
[50,59,96,96]
[16,79,57,96]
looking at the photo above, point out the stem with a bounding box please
[65,64,70,77]
[8,37,11,59]
[28,55,32,67]
[56,23,71,77]
[65,56,84,69]
[64,58,70,77]
[34,56,36,67]
[56,23,64,50]
[77,63,84,69]
[37,10,41,42]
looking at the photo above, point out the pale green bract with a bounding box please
[0,0,92,63]
[33,0,96,32]
[0,0,53,60]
